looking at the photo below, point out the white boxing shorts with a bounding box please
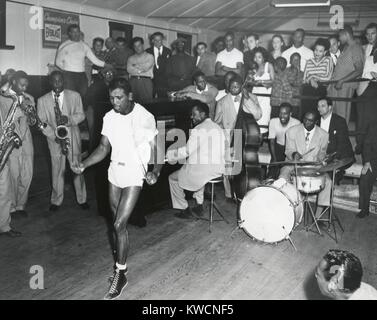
[108,161,145,188]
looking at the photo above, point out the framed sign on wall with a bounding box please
[42,8,80,49]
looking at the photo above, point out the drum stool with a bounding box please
[199,176,229,233]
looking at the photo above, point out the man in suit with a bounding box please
[37,71,89,212]
[195,42,216,77]
[176,71,218,119]
[317,97,354,182]
[4,71,35,218]
[0,75,25,237]
[355,23,377,154]
[214,76,262,199]
[146,32,172,98]
[279,111,331,219]
[328,35,341,66]
[358,123,377,218]
[167,103,226,219]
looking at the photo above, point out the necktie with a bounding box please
[370,45,377,64]
[156,48,162,69]
[305,132,310,149]
[234,95,241,103]
[54,93,60,110]
[332,53,337,65]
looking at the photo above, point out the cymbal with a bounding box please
[319,158,354,173]
[269,160,320,166]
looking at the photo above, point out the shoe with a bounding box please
[104,270,128,300]
[356,210,369,219]
[109,267,128,283]
[174,207,193,220]
[49,205,60,212]
[192,204,204,217]
[79,203,90,210]
[11,210,28,218]
[0,229,22,238]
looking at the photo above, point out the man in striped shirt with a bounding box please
[303,38,333,84]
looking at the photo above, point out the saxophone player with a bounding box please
[5,71,35,218]
[0,73,26,237]
[37,71,89,212]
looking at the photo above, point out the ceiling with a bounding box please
[64,0,377,32]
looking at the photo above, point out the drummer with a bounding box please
[279,111,332,219]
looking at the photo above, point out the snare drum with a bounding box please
[296,166,325,194]
[239,181,303,243]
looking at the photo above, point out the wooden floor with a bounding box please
[1,172,377,300]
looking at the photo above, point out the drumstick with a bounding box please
[301,147,315,157]
[164,158,240,163]
[269,148,317,166]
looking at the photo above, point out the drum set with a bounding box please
[236,158,353,250]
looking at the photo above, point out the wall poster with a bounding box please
[43,8,80,49]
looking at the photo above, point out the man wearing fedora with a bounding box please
[166,38,197,91]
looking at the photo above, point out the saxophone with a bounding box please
[20,94,47,131]
[53,92,70,155]
[0,93,22,172]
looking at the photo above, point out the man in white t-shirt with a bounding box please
[316,249,377,300]
[268,103,300,178]
[215,32,244,76]
[282,28,314,71]
[55,24,111,98]
[72,79,163,300]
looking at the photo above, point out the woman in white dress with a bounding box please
[252,48,274,135]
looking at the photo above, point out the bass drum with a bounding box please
[239,182,303,243]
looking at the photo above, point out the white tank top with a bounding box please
[254,62,271,81]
